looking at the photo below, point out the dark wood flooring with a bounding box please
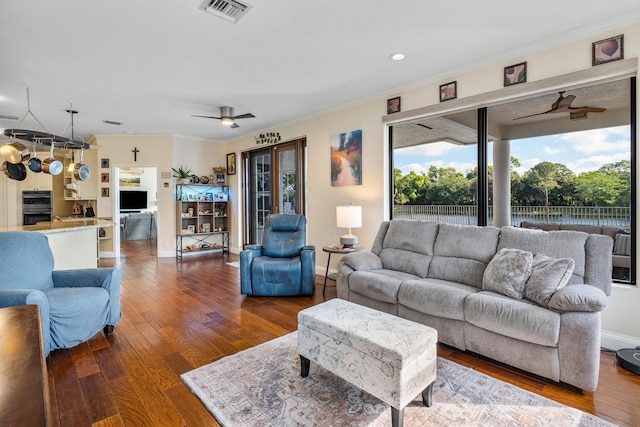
[44,239,640,426]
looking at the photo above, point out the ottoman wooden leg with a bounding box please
[300,355,310,377]
[422,381,434,407]
[391,407,404,427]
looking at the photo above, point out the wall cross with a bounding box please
[132,147,140,162]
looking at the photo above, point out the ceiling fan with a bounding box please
[192,106,255,128]
[514,91,606,120]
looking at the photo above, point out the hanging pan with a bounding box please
[0,140,31,164]
[28,144,42,173]
[72,148,91,181]
[2,160,27,181]
[41,143,63,175]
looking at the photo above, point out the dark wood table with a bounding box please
[0,304,51,427]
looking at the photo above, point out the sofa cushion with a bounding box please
[524,254,575,307]
[428,224,500,287]
[349,269,420,304]
[379,220,439,277]
[398,278,479,321]
[548,284,607,312]
[482,248,533,299]
[498,227,588,283]
[559,224,602,234]
[465,291,560,347]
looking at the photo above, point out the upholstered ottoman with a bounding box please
[298,299,437,427]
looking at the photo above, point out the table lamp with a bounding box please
[336,205,362,248]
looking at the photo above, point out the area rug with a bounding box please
[181,333,615,427]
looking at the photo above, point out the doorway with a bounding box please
[242,138,307,245]
[113,166,158,259]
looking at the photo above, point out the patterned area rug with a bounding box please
[181,333,615,427]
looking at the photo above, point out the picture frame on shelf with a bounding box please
[214,191,228,201]
[203,223,211,232]
[592,34,623,66]
[504,62,527,86]
[187,225,195,233]
[205,192,213,201]
[439,81,457,102]
[226,153,236,175]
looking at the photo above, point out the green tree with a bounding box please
[575,171,621,206]
[522,162,575,206]
[426,166,471,205]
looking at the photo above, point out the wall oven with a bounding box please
[22,191,52,226]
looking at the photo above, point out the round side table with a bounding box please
[322,245,363,295]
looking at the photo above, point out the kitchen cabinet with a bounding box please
[175,184,229,259]
[18,170,53,191]
[64,148,99,200]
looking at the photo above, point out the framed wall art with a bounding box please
[504,62,527,86]
[330,129,362,186]
[101,158,109,168]
[226,153,236,175]
[101,187,109,197]
[439,81,457,102]
[101,173,109,183]
[387,97,401,114]
[592,35,623,66]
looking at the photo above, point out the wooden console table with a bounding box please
[0,304,51,426]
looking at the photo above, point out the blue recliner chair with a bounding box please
[240,214,316,296]
[0,231,122,356]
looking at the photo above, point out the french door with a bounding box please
[243,138,306,245]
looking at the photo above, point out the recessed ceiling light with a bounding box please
[389,52,406,61]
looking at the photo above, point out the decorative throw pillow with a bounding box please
[482,248,533,299]
[523,254,575,307]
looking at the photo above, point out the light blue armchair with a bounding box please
[0,231,122,356]
[240,214,316,296]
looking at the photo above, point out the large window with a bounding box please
[390,77,634,284]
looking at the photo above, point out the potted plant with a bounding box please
[172,166,192,184]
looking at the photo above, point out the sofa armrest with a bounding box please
[300,246,316,295]
[52,268,123,326]
[0,290,51,355]
[341,251,383,271]
[548,284,607,312]
[240,245,263,295]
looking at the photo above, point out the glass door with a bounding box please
[244,138,306,245]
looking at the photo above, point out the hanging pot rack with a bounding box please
[2,87,89,150]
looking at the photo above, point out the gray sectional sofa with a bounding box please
[336,220,613,391]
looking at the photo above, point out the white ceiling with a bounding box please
[1,1,640,144]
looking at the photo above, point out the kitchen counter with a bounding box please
[0,220,114,270]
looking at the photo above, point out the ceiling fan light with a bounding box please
[220,117,234,126]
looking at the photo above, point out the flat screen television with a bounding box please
[120,190,147,211]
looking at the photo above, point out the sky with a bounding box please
[394,125,630,177]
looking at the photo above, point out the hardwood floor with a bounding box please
[45,239,640,426]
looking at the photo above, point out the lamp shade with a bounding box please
[336,206,362,229]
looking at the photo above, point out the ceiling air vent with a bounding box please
[199,0,252,24]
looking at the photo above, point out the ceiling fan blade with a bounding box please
[569,107,607,113]
[230,122,239,128]
[192,115,222,119]
[554,94,576,110]
[232,113,255,119]
[513,110,554,120]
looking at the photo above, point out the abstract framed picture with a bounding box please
[387,97,401,114]
[592,35,623,66]
[330,129,362,186]
[504,62,527,86]
[439,81,457,102]
[101,187,109,197]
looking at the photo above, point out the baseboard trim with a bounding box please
[601,330,640,351]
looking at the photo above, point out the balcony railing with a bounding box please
[393,205,631,228]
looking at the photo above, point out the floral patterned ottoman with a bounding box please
[298,299,437,427]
